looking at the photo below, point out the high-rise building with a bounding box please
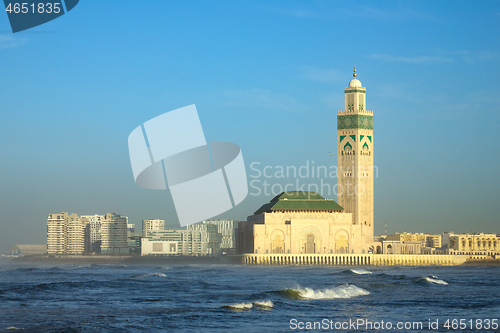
[337,66,374,244]
[142,219,165,236]
[47,212,68,254]
[66,213,86,254]
[81,214,103,253]
[188,220,239,255]
[101,213,129,254]
[47,212,86,255]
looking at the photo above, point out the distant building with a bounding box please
[141,229,209,256]
[10,244,47,256]
[47,212,87,255]
[188,220,240,255]
[48,212,129,255]
[425,234,442,248]
[142,219,165,236]
[81,214,103,253]
[381,240,421,254]
[66,213,87,254]
[47,212,68,254]
[142,239,178,255]
[101,213,129,254]
[386,232,442,249]
[448,233,500,257]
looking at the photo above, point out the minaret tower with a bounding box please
[337,67,374,244]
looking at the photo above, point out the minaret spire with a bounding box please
[353,66,357,78]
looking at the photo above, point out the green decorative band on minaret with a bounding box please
[337,114,373,130]
[344,89,366,94]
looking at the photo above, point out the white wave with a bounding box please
[295,284,370,300]
[253,300,273,308]
[157,266,172,270]
[5,327,24,331]
[351,269,372,275]
[225,302,253,310]
[424,277,448,285]
[132,272,167,279]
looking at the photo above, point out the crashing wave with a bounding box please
[223,302,253,310]
[281,284,370,300]
[131,272,167,279]
[350,269,372,275]
[424,276,448,285]
[253,300,273,309]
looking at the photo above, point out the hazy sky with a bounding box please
[1,1,499,253]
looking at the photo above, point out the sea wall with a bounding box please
[241,253,468,266]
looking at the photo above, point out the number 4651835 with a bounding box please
[6,2,61,14]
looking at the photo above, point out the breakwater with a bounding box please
[241,254,468,265]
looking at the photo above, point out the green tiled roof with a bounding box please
[254,191,344,215]
[270,191,324,201]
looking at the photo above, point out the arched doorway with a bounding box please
[306,234,315,254]
[336,234,348,254]
[273,234,283,253]
[376,246,381,254]
[387,244,393,254]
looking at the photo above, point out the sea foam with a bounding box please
[424,276,448,285]
[131,272,167,279]
[253,300,273,309]
[284,284,370,300]
[224,302,253,310]
[350,269,372,275]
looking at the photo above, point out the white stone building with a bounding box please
[142,219,165,236]
[141,229,209,256]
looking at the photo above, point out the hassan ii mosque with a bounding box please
[241,68,379,255]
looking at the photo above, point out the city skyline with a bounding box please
[1,1,500,253]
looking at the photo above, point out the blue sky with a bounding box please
[1,1,499,252]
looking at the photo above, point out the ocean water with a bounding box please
[0,262,499,332]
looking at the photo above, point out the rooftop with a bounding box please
[253,191,344,215]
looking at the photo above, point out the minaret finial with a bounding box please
[353,66,357,78]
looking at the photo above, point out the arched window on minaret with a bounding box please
[344,142,353,156]
[362,142,370,156]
